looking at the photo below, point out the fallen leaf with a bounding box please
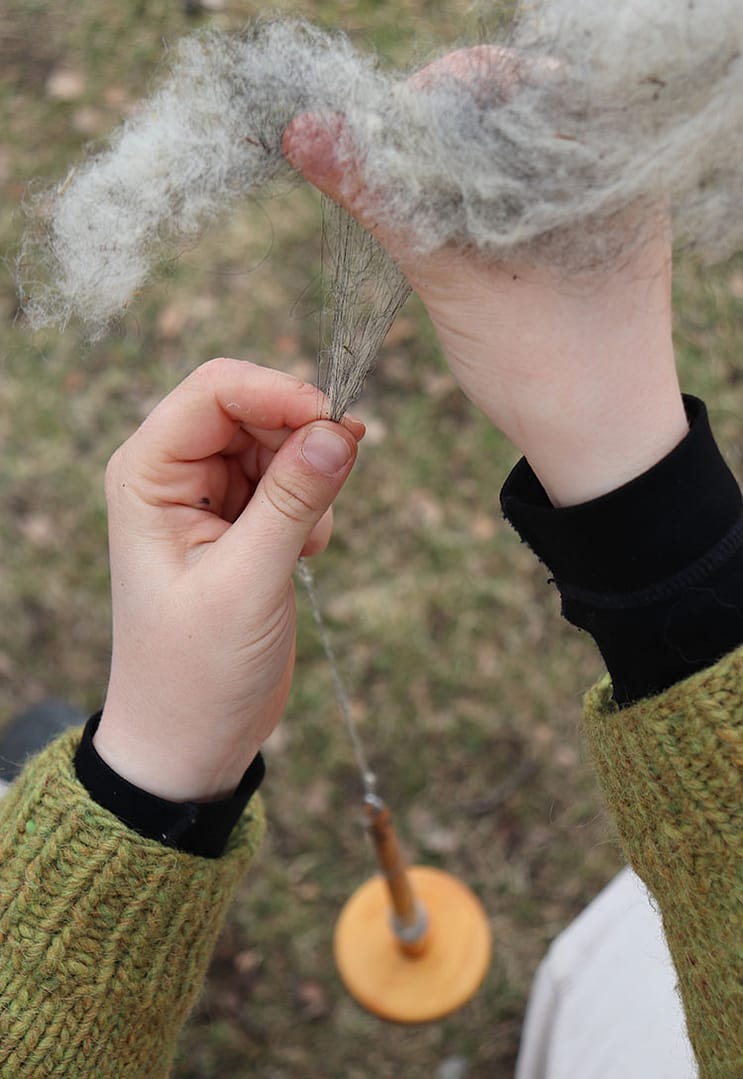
[72,107,107,136]
[233,949,262,978]
[295,979,329,1020]
[409,805,460,854]
[302,778,331,816]
[470,512,498,541]
[18,514,55,548]
[103,85,130,109]
[437,1056,470,1079]
[46,68,86,102]
[409,487,444,528]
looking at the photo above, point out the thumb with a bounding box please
[219,420,359,594]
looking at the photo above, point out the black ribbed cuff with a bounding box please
[500,397,743,703]
[74,713,265,859]
[501,397,742,590]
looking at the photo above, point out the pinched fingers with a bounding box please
[282,45,524,260]
[104,358,364,543]
[125,357,360,469]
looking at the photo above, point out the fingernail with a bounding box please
[301,427,352,474]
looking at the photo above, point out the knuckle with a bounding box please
[104,442,136,504]
[103,447,124,497]
[196,356,231,382]
[262,469,317,525]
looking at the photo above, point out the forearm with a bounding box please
[502,398,743,1076]
[0,728,265,1079]
[502,397,743,702]
[583,653,743,1079]
[0,359,360,1078]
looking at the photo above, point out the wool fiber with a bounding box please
[319,197,411,420]
[19,1,743,335]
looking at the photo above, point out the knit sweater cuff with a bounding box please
[500,396,743,703]
[500,397,742,589]
[0,727,265,1079]
[75,711,266,859]
[583,645,743,1078]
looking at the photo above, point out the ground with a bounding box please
[0,2,741,1076]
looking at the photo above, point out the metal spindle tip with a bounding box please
[363,791,384,813]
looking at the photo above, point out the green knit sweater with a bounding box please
[583,646,742,1079]
[0,648,740,1077]
[0,729,264,1077]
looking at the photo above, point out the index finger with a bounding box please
[131,357,361,464]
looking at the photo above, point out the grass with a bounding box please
[1,2,741,1076]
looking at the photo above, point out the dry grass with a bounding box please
[1,2,741,1076]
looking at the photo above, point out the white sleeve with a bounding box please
[515,867,698,1079]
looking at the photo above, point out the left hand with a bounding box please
[94,358,363,802]
[283,48,687,507]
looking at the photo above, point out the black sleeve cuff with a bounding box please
[74,713,265,859]
[500,396,743,704]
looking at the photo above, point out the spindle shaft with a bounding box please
[364,795,429,956]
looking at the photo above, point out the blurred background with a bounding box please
[1,2,741,1076]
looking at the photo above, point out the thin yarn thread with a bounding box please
[294,198,410,799]
[296,559,377,799]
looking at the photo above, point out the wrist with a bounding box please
[95,704,260,803]
[77,712,266,857]
[487,301,686,506]
[518,377,688,507]
[419,225,684,506]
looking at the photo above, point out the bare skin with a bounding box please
[97,47,688,802]
[283,47,688,506]
[95,358,363,801]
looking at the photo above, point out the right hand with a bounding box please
[96,358,363,803]
[283,48,688,506]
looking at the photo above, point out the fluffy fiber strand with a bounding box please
[319,198,411,419]
[18,1,743,338]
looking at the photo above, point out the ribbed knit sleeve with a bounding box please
[0,727,265,1079]
[583,646,743,1079]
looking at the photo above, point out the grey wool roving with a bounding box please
[19,1,743,336]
